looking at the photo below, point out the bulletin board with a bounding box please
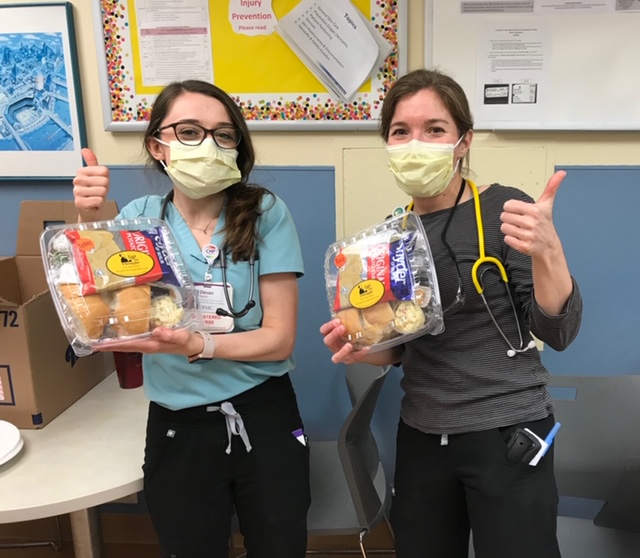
[92,0,407,132]
[424,0,640,131]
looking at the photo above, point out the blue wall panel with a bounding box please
[541,165,640,376]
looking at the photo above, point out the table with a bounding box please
[0,372,148,557]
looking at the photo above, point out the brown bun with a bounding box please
[59,283,110,340]
[360,303,395,345]
[362,302,395,325]
[112,285,151,336]
[336,307,363,337]
[337,304,397,348]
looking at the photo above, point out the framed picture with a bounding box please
[91,0,407,132]
[0,2,87,179]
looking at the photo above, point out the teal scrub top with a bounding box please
[118,191,304,409]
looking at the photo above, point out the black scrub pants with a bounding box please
[143,374,311,558]
[390,414,561,558]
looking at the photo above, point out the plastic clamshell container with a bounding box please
[40,217,199,357]
[324,211,444,352]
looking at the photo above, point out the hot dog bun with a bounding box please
[59,283,110,340]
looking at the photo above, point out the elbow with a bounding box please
[542,324,581,352]
[271,336,296,361]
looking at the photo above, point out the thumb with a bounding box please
[81,147,99,167]
[537,170,566,205]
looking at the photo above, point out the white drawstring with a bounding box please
[207,401,252,454]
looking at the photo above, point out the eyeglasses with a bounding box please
[155,122,242,149]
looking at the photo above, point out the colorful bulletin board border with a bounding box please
[92,0,407,132]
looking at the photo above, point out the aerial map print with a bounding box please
[0,32,74,152]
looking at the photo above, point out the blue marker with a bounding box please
[541,422,561,457]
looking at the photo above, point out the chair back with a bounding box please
[337,363,390,532]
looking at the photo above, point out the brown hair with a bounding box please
[380,69,474,173]
[144,80,272,262]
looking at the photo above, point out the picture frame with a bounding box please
[91,0,408,132]
[0,2,87,180]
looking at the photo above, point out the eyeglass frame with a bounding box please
[154,121,242,149]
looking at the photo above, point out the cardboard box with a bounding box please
[0,201,118,428]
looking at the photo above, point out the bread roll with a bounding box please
[362,302,395,325]
[393,301,426,334]
[150,295,184,328]
[59,283,110,340]
[336,307,363,336]
[112,285,151,336]
[337,303,397,348]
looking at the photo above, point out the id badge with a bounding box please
[194,282,235,333]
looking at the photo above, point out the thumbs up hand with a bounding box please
[73,148,110,223]
[500,170,566,257]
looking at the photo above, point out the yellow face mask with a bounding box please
[386,137,463,198]
[157,138,242,199]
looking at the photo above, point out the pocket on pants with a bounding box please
[143,418,174,482]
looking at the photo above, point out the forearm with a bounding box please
[202,326,295,362]
[531,240,573,316]
[362,345,403,367]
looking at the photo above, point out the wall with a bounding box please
[2,0,639,235]
[2,1,640,556]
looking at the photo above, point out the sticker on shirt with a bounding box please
[194,282,235,333]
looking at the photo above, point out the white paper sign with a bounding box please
[228,0,277,36]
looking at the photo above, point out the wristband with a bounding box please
[187,331,216,363]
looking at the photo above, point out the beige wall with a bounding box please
[5,0,640,235]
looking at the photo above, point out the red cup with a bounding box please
[113,352,143,389]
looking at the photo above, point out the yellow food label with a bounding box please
[349,280,385,309]
[106,251,155,277]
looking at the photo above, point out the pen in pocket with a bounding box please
[292,428,306,446]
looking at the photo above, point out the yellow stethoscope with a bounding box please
[408,179,535,358]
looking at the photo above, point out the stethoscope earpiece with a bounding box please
[507,340,536,358]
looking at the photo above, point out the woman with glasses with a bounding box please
[73,80,310,557]
[321,69,582,558]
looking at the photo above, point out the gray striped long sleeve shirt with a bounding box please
[400,184,583,435]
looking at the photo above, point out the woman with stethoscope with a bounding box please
[321,69,583,558]
[74,80,310,558]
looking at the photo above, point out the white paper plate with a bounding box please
[0,420,23,466]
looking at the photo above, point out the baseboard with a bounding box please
[0,511,395,552]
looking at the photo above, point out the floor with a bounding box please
[0,513,396,557]
[0,543,396,558]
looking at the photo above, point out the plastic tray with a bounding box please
[40,217,198,356]
[324,211,444,352]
